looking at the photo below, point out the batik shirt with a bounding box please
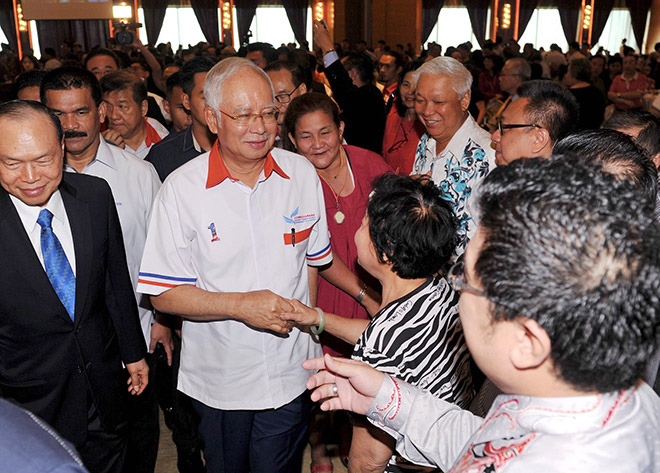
[412,115,495,259]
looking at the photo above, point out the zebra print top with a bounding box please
[352,276,475,409]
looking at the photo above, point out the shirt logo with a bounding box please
[283,206,316,224]
[207,222,219,242]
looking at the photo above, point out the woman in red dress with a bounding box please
[285,92,392,472]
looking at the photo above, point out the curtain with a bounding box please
[36,20,111,53]
[516,0,539,40]
[464,0,490,47]
[558,0,581,45]
[0,0,18,52]
[625,0,652,51]
[235,0,259,46]
[190,0,220,46]
[142,0,168,46]
[591,0,615,46]
[282,0,308,49]
[421,0,444,45]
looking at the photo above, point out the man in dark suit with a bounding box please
[0,100,148,473]
[313,20,386,154]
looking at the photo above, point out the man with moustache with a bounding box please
[138,58,332,473]
[0,100,148,473]
[40,67,163,473]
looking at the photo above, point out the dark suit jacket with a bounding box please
[145,126,205,182]
[0,172,146,447]
[324,59,386,155]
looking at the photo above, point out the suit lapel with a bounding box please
[0,189,73,324]
[60,180,92,327]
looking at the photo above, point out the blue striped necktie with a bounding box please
[37,209,76,321]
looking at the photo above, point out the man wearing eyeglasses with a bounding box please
[265,60,308,145]
[137,58,332,473]
[491,80,579,166]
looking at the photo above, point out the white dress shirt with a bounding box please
[65,137,161,342]
[10,190,76,275]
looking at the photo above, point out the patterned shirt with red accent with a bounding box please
[367,376,660,472]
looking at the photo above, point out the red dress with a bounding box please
[317,145,393,356]
[382,106,425,176]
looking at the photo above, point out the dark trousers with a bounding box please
[192,391,313,473]
[78,397,127,473]
[123,352,160,473]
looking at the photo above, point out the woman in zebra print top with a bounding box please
[283,174,475,473]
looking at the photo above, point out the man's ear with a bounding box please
[460,89,471,113]
[531,127,552,155]
[509,317,552,370]
[98,101,107,123]
[205,106,219,134]
[162,99,171,117]
[182,93,191,112]
[140,99,148,117]
[288,133,297,150]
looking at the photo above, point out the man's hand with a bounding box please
[303,354,385,414]
[126,358,149,395]
[235,290,296,335]
[149,320,173,366]
[102,129,125,149]
[313,20,334,55]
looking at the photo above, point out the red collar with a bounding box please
[144,119,163,147]
[205,140,290,189]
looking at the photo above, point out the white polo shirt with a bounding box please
[137,143,331,410]
[66,137,161,342]
[126,117,169,159]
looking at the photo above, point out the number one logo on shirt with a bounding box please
[208,222,219,242]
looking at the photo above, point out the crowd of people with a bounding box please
[0,19,658,473]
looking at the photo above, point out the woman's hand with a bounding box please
[281,299,321,327]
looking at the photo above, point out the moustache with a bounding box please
[64,131,88,139]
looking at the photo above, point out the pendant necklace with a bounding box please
[318,152,349,224]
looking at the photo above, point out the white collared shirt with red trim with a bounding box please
[137,142,331,410]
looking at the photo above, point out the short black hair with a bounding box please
[567,57,592,82]
[99,70,147,106]
[245,42,278,64]
[602,110,656,134]
[14,69,47,97]
[180,55,217,97]
[636,120,660,162]
[0,99,63,142]
[475,154,660,392]
[165,71,183,99]
[264,60,306,89]
[381,50,404,69]
[84,48,120,70]
[555,129,658,206]
[368,174,457,279]
[40,66,102,106]
[341,53,375,84]
[518,80,579,144]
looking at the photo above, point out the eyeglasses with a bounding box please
[275,83,302,104]
[446,258,487,298]
[497,118,542,135]
[219,108,279,127]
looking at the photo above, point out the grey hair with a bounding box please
[413,57,472,97]
[505,57,532,81]
[203,57,274,111]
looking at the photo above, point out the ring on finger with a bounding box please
[332,384,338,396]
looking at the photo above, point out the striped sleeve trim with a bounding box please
[138,272,197,288]
[306,243,332,261]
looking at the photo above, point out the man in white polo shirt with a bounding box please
[137,58,332,473]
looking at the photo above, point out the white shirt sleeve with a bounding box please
[305,175,333,267]
[137,181,198,295]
